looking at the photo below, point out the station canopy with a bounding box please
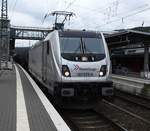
[105,29,150,48]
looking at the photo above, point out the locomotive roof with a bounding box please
[58,30,101,38]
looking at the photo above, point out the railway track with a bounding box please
[61,109,127,131]
[36,77,150,131]
[53,89,150,131]
[115,90,150,109]
[95,99,150,131]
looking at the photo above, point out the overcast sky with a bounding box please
[4,0,150,46]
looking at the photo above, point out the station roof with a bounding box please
[105,29,150,48]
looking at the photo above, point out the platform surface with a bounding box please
[0,66,16,131]
[0,64,70,131]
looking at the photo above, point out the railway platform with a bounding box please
[0,64,71,131]
[112,74,150,98]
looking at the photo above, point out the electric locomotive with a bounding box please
[29,29,113,107]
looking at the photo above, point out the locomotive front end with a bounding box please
[55,30,113,100]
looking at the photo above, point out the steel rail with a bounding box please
[115,90,150,110]
[102,99,150,125]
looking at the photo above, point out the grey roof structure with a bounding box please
[105,29,150,48]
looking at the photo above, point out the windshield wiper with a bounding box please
[74,41,82,54]
[82,39,94,54]
[81,38,85,54]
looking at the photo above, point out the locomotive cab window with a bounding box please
[59,32,105,62]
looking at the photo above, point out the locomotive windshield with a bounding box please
[60,37,105,54]
[59,31,105,61]
[60,37,81,53]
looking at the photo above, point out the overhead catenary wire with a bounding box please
[58,0,119,28]
[63,0,149,26]
[95,6,150,28]
[64,0,77,10]
[9,0,14,12]
[41,0,150,30]
[75,2,148,19]
[42,0,77,24]
[42,0,60,24]
[10,0,18,19]
[74,4,150,30]
[115,4,148,18]
[42,0,120,25]
[42,0,116,27]
[63,0,116,15]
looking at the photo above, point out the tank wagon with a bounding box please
[29,29,113,107]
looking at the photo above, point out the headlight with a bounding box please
[99,65,107,77]
[64,71,70,77]
[99,71,104,76]
[81,56,88,61]
[62,65,71,77]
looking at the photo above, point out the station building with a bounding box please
[105,27,150,79]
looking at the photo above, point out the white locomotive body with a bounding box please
[29,29,113,106]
